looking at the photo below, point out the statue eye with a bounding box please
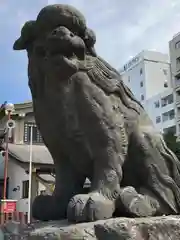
[52,29,58,36]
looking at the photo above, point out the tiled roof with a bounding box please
[5,143,54,165]
[38,174,55,182]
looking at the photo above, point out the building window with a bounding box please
[162,109,175,122]
[128,76,130,82]
[156,116,161,123]
[176,57,180,65]
[140,81,143,87]
[24,122,43,144]
[140,68,143,75]
[176,90,180,102]
[141,94,144,101]
[161,94,173,107]
[162,112,168,122]
[154,101,160,108]
[163,126,176,135]
[175,41,180,49]
[40,190,47,195]
[163,69,168,75]
[22,180,29,199]
[168,94,173,104]
[169,109,175,120]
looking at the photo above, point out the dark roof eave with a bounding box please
[9,152,54,166]
[0,144,54,166]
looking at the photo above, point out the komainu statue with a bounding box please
[13,4,180,223]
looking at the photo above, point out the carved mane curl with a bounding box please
[83,55,144,115]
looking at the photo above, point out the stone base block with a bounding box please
[1,215,180,239]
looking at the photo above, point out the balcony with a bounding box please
[176,106,180,122]
[176,58,180,74]
[176,95,180,105]
[177,114,180,122]
[175,78,180,88]
[161,94,174,110]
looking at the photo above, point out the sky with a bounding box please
[0,0,180,104]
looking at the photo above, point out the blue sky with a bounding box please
[1,0,180,104]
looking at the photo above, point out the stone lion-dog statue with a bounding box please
[13,4,180,223]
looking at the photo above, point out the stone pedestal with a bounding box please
[1,215,180,239]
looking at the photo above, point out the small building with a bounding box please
[0,101,55,212]
[0,101,90,212]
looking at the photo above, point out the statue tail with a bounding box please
[151,163,180,213]
[160,138,180,188]
[153,137,180,213]
[145,134,180,213]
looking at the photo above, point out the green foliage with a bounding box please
[163,132,180,159]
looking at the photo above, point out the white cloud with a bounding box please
[45,0,180,69]
[3,0,180,69]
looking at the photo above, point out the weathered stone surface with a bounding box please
[1,216,180,239]
[13,3,180,224]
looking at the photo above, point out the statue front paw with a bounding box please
[67,192,115,223]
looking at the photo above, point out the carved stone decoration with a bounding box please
[13,4,180,223]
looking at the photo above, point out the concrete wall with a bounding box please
[7,160,46,213]
[121,61,146,103]
[121,50,171,102]
[144,60,171,99]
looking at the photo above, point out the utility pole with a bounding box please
[27,124,33,224]
[3,103,15,200]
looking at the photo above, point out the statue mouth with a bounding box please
[45,34,73,57]
[44,36,82,71]
[44,49,79,73]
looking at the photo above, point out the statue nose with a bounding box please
[52,29,58,36]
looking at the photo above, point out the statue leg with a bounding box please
[67,150,123,222]
[32,157,86,221]
[117,129,178,217]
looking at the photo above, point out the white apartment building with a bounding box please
[169,33,180,140]
[120,50,175,134]
[146,89,175,134]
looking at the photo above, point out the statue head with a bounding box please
[13,4,98,97]
[13,4,97,57]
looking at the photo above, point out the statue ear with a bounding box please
[84,28,97,57]
[84,28,96,47]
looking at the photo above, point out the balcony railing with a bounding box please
[175,79,180,88]
[176,112,180,121]
[176,96,180,104]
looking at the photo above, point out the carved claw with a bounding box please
[67,192,115,223]
[118,187,159,217]
[67,194,89,222]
